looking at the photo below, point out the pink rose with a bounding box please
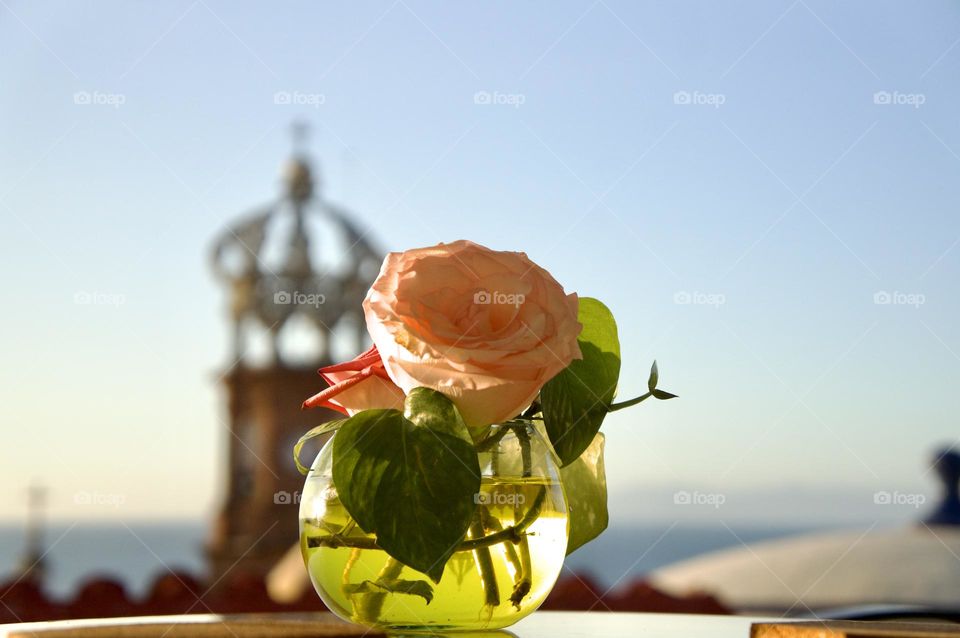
[302,345,405,415]
[363,240,582,429]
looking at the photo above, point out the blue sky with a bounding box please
[2,1,960,526]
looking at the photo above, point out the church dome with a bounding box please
[210,126,381,367]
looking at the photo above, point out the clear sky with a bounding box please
[2,1,960,527]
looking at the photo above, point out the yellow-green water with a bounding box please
[300,476,568,630]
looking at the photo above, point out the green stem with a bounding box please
[469,513,500,608]
[520,402,541,419]
[606,392,652,412]
[358,556,404,623]
[516,425,532,478]
[510,536,533,610]
[474,425,512,452]
[474,419,543,452]
[342,547,360,587]
[341,547,362,617]
[305,487,548,553]
[480,506,524,602]
[510,478,534,609]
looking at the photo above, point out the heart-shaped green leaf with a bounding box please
[333,410,397,532]
[332,395,480,583]
[561,433,608,554]
[541,297,621,466]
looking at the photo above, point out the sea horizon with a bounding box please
[0,520,863,600]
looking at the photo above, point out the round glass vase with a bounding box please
[298,421,569,632]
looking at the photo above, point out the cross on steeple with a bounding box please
[15,482,47,587]
[291,120,310,157]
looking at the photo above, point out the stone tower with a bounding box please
[206,126,381,582]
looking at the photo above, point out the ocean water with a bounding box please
[0,521,821,600]
[0,522,208,599]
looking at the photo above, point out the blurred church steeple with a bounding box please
[206,123,381,584]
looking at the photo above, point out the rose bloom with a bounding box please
[363,240,582,429]
[302,345,404,415]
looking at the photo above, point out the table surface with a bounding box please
[0,611,774,638]
[513,612,769,637]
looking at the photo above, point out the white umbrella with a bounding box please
[649,524,960,613]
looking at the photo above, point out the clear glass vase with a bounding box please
[298,421,569,631]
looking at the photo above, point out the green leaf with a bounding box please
[403,387,472,441]
[343,578,435,604]
[294,419,347,475]
[541,297,621,466]
[652,389,678,400]
[332,398,481,583]
[331,411,396,532]
[561,433,608,555]
[648,360,659,393]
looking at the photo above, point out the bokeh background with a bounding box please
[3,0,960,603]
